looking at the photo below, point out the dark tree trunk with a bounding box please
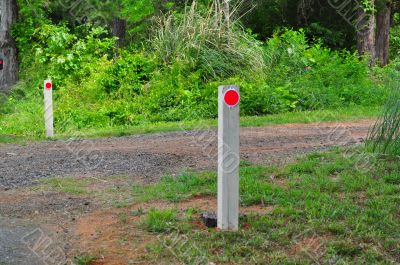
[356,2,376,65]
[376,2,391,66]
[112,17,127,48]
[0,0,18,92]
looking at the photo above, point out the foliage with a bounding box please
[33,25,115,83]
[1,0,394,138]
[240,0,356,50]
[390,14,400,59]
[1,26,390,137]
[100,51,156,96]
[243,29,385,114]
[151,0,266,80]
[12,0,49,68]
[1,23,116,136]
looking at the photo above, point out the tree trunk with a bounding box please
[356,1,376,65]
[376,2,391,66]
[112,17,127,48]
[0,0,18,92]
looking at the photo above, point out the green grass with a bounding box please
[143,208,179,233]
[138,148,400,264]
[74,255,97,265]
[132,171,218,203]
[40,177,90,194]
[0,105,381,144]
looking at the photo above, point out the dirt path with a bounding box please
[0,120,373,189]
[0,120,375,264]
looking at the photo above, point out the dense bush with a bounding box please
[151,1,265,80]
[243,29,386,114]
[100,51,156,97]
[0,1,392,138]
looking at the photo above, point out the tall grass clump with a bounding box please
[151,0,265,80]
[367,72,400,156]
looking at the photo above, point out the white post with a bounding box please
[44,80,54,138]
[218,85,240,231]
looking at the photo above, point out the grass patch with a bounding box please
[139,148,400,264]
[40,177,90,194]
[144,208,178,233]
[74,255,97,265]
[0,134,27,144]
[0,105,380,144]
[132,171,217,203]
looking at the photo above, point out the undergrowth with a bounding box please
[0,0,392,139]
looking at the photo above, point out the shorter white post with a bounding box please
[44,80,54,138]
[218,85,240,231]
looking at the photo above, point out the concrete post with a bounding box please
[44,80,54,138]
[218,85,240,231]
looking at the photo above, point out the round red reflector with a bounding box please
[45,82,52,90]
[223,89,240,107]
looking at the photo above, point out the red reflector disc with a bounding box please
[224,89,240,107]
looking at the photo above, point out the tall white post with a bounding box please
[44,80,54,138]
[218,85,240,231]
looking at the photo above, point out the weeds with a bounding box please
[74,255,97,265]
[367,76,400,156]
[144,208,178,233]
[41,177,89,194]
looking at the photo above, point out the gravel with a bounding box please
[0,120,372,189]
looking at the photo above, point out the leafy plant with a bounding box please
[2,0,392,138]
[100,51,156,97]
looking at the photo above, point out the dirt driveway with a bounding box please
[0,120,374,264]
[0,120,372,189]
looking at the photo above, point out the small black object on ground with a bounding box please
[200,212,217,228]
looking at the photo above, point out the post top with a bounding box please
[220,85,240,107]
[44,80,52,90]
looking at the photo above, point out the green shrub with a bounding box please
[1,21,391,137]
[240,81,298,115]
[1,24,117,135]
[264,30,383,110]
[151,0,265,80]
[33,25,114,84]
[100,51,156,97]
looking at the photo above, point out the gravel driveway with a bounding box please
[0,120,373,189]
